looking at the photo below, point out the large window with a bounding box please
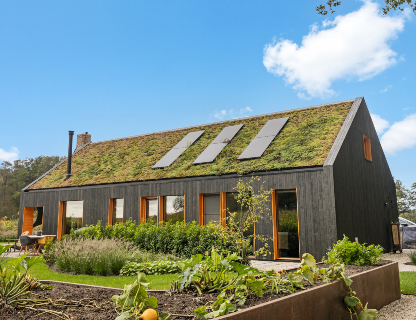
[163,196,184,223]
[140,197,159,224]
[202,194,221,225]
[275,190,299,259]
[109,198,124,225]
[65,201,83,235]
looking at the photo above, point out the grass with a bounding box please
[3,258,178,290]
[399,272,416,295]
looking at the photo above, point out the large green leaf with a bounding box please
[0,245,13,256]
[301,253,316,268]
[344,296,360,307]
[115,311,131,320]
[357,304,378,320]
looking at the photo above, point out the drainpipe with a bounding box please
[65,131,74,181]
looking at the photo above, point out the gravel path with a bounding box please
[377,253,416,319]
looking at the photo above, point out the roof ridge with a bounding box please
[91,98,356,145]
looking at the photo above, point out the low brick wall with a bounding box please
[217,261,401,320]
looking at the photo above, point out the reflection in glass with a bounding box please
[277,190,299,258]
[203,194,220,224]
[113,199,124,224]
[227,193,254,256]
[164,196,184,223]
[146,198,158,224]
[65,201,83,235]
[33,207,43,234]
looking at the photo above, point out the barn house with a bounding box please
[18,97,398,260]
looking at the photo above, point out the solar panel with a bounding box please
[193,124,243,164]
[152,130,205,168]
[238,117,289,160]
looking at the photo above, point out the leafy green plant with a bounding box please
[325,235,384,266]
[120,260,183,276]
[409,249,416,265]
[225,177,273,264]
[61,219,238,259]
[111,273,158,320]
[195,291,237,319]
[0,273,30,308]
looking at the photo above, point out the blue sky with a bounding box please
[0,0,415,188]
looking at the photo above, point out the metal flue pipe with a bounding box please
[65,131,74,181]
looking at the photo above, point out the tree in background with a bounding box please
[0,156,64,218]
[316,0,416,15]
[396,180,416,222]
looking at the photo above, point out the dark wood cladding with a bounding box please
[18,167,337,260]
[331,99,398,251]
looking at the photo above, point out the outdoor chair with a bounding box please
[19,236,37,256]
[36,236,54,255]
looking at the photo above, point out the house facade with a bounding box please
[18,97,398,260]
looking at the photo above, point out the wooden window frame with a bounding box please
[363,134,372,161]
[159,195,186,224]
[22,206,44,235]
[198,193,226,227]
[57,200,84,240]
[272,189,301,261]
[108,198,125,226]
[140,196,161,224]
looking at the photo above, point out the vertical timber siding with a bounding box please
[330,99,398,251]
[18,167,337,260]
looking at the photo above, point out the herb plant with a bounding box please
[325,235,384,266]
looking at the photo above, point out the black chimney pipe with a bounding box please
[65,131,74,181]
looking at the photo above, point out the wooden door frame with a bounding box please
[273,189,301,260]
[140,196,159,224]
[57,201,84,240]
[108,198,125,226]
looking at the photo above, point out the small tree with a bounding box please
[225,177,272,265]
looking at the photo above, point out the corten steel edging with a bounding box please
[216,261,400,320]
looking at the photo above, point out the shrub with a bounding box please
[120,260,183,276]
[45,237,182,276]
[65,219,238,258]
[409,250,416,265]
[0,230,18,242]
[325,235,384,266]
[47,238,136,276]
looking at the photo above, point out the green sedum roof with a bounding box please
[29,101,353,189]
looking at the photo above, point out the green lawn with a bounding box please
[400,272,416,295]
[5,259,178,290]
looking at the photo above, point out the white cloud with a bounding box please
[0,147,19,162]
[381,113,416,155]
[213,107,253,120]
[263,1,406,99]
[370,113,390,135]
[380,85,392,93]
[214,110,227,120]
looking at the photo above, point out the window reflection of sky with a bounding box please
[115,199,124,219]
[66,201,83,218]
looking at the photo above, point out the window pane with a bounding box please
[66,201,83,234]
[113,199,124,224]
[277,190,299,258]
[226,193,254,255]
[146,199,158,224]
[164,196,184,223]
[204,194,220,224]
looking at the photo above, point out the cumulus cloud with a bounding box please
[370,113,390,134]
[263,1,406,99]
[381,113,416,155]
[213,107,253,120]
[0,147,19,162]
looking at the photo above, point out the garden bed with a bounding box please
[0,260,399,320]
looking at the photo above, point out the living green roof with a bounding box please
[29,100,353,189]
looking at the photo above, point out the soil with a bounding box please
[0,260,392,320]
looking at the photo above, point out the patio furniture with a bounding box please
[19,236,37,256]
[36,236,55,255]
[6,239,19,252]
